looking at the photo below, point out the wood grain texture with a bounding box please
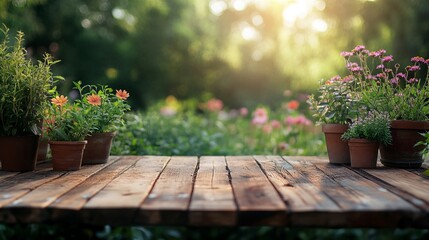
[49,156,136,222]
[2,157,119,223]
[0,155,428,227]
[255,156,343,226]
[138,156,198,225]
[285,156,421,227]
[189,156,236,226]
[226,156,287,226]
[83,156,170,225]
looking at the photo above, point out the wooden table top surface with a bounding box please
[0,156,428,228]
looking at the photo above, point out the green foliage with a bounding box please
[111,98,325,156]
[307,77,358,125]
[0,25,59,136]
[43,95,94,141]
[341,112,392,145]
[75,82,131,133]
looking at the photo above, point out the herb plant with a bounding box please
[0,25,61,136]
[341,111,392,145]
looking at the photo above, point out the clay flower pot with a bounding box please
[322,124,350,164]
[0,135,40,172]
[380,120,429,168]
[49,141,87,171]
[82,132,116,164]
[348,138,379,169]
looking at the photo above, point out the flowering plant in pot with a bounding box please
[0,26,60,171]
[341,45,429,168]
[43,94,94,171]
[307,74,359,164]
[341,112,392,168]
[74,82,130,164]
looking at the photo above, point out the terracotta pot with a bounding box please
[49,141,87,171]
[0,135,40,172]
[380,120,429,168]
[348,138,379,168]
[37,139,49,162]
[82,132,116,164]
[322,124,350,164]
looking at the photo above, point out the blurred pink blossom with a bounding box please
[206,98,223,112]
[270,120,282,129]
[284,115,312,126]
[240,107,248,117]
[252,108,268,125]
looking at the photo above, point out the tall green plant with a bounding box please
[0,25,62,136]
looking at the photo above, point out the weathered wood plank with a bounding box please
[255,156,343,226]
[285,156,420,227]
[362,168,429,207]
[137,156,198,225]
[82,156,170,226]
[0,168,65,211]
[226,156,287,226]
[2,157,120,223]
[48,156,137,222]
[188,156,236,226]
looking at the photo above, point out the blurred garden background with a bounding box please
[2,0,429,239]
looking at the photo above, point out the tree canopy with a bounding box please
[2,0,429,109]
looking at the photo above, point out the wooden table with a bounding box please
[0,156,428,228]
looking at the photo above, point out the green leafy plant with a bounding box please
[341,45,429,121]
[307,76,358,124]
[75,82,131,133]
[0,25,61,136]
[43,94,94,141]
[341,111,392,145]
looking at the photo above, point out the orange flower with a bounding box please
[116,89,129,100]
[287,100,299,110]
[87,94,102,106]
[51,95,68,107]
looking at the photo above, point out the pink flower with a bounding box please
[252,108,268,125]
[342,75,353,82]
[396,73,406,79]
[239,107,248,117]
[376,73,386,79]
[284,115,311,126]
[270,120,282,129]
[407,78,419,84]
[390,77,399,85]
[352,45,366,52]
[411,56,425,63]
[407,65,421,71]
[206,98,223,112]
[382,55,394,63]
[340,51,353,57]
[347,62,362,72]
[376,64,384,69]
[369,49,386,57]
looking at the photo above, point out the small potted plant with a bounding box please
[43,94,94,171]
[342,112,392,168]
[0,26,60,171]
[75,82,130,164]
[307,75,358,164]
[341,45,429,168]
